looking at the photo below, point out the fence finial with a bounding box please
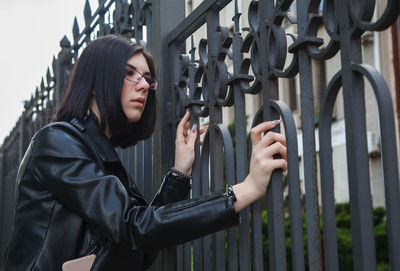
[73,17,80,45]
[84,0,92,26]
[232,0,241,32]
[46,68,52,86]
[60,35,71,48]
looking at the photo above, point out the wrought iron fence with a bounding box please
[0,0,399,270]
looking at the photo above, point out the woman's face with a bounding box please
[121,53,151,123]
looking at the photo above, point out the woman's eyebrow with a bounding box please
[126,64,137,70]
[126,63,150,75]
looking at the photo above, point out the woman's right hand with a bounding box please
[232,120,287,212]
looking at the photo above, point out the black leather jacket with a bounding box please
[2,114,239,270]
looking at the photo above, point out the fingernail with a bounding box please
[191,124,197,132]
[271,119,281,125]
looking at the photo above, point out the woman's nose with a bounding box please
[136,76,150,91]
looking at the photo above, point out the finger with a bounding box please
[187,124,198,147]
[176,110,190,142]
[258,132,286,149]
[184,121,190,132]
[268,159,288,172]
[263,142,287,161]
[251,120,281,146]
[177,110,190,131]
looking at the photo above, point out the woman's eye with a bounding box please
[126,70,134,76]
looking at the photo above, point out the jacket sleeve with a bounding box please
[29,125,239,252]
[149,173,191,206]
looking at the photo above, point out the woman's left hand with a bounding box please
[174,110,198,175]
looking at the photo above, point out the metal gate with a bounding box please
[0,0,399,270]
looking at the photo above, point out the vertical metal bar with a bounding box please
[259,0,286,270]
[0,149,4,261]
[183,243,191,271]
[177,245,183,271]
[270,100,306,271]
[337,1,377,270]
[188,37,203,271]
[206,6,225,271]
[143,10,153,203]
[231,4,250,270]
[295,0,323,270]
[319,74,341,271]
[55,37,72,109]
[201,137,211,271]
[393,19,400,141]
[152,0,185,269]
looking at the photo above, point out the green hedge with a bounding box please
[261,203,389,270]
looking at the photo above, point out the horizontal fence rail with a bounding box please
[1,0,399,270]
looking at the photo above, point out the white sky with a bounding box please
[0,0,98,144]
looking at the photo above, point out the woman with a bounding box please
[2,35,287,270]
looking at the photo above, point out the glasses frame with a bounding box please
[125,69,159,91]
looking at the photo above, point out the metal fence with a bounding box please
[1,0,399,270]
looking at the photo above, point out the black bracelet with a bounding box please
[170,167,192,180]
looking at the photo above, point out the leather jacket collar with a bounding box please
[71,111,120,164]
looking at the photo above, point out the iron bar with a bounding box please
[167,0,232,45]
[296,0,323,270]
[259,0,286,270]
[231,2,251,270]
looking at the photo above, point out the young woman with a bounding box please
[2,35,287,271]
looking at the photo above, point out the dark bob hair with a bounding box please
[53,35,157,148]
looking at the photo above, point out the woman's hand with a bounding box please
[174,110,198,175]
[232,120,287,212]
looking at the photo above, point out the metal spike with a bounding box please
[52,56,57,74]
[84,0,92,26]
[60,35,71,48]
[232,0,241,32]
[235,0,238,14]
[40,78,45,90]
[46,68,51,85]
[189,35,196,61]
[73,17,80,44]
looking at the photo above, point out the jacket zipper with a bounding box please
[161,189,228,216]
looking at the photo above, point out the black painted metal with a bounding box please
[1,0,399,270]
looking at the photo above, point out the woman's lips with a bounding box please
[131,97,145,107]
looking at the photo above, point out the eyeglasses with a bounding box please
[125,69,159,90]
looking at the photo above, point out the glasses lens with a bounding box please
[125,70,141,83]
[145,76,158,90]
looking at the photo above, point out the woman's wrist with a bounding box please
[173,164,191,175]
[232,176,266,213]
[169,167,192,180]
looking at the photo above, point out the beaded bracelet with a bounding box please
[169,167,192,180]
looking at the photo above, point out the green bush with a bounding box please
[261,203,389,269]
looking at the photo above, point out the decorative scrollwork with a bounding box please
[349,0,399,34]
